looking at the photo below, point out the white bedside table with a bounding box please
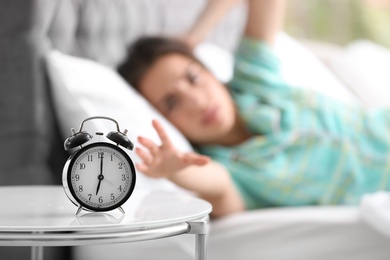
[0,186,212,260]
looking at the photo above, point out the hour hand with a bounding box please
[96,179,102,195]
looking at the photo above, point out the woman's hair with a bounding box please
[118,36,200,90]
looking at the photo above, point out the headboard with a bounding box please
[0,0,245,187]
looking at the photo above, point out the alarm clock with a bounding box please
[62,116,136,215]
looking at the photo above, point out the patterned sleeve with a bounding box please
[229,37,289,95]
[228,37,293,135]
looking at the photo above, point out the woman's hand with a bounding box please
[135,119,210,178]
[137,119,245,217]
[179,0,285,48]
[244,0,286,45]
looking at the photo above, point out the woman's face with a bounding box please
[139,53,237,145]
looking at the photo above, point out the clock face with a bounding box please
[63,142,136,212]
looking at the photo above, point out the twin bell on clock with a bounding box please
[62,116,136,215]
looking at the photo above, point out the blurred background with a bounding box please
[285,0,390,48]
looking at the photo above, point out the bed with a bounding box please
[1,0,390,259]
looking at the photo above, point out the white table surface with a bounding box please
[0,186,212,246]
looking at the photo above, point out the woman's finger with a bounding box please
[135,163,149,174]
[137,136,160,156]
[135,147,153,165]
[152,119,173,148]
[182,152,210,166]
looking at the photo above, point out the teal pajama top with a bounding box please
[198,37,390,210]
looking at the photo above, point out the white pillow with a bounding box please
[274,32,358,105]
[327,40,390,108]
[194,42,234,83]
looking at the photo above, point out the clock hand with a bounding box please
[96,154,104,195]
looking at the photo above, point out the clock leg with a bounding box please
[31,246,44,260]
[75,205,83,216]
[118,206,125,215]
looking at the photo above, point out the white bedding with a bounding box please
[327,40,390,108]
[46,33,390,260]
[74,206,390,260]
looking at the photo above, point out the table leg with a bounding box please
[188,217,209,260]
[195,233,207,260]
[31,246,43,260]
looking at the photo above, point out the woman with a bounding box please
[119,0,390,218]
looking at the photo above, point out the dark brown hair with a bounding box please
[118,36,200,90]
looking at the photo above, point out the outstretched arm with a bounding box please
[136,120,245,217]
[183,0,286,47]
[245,0,286,45]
